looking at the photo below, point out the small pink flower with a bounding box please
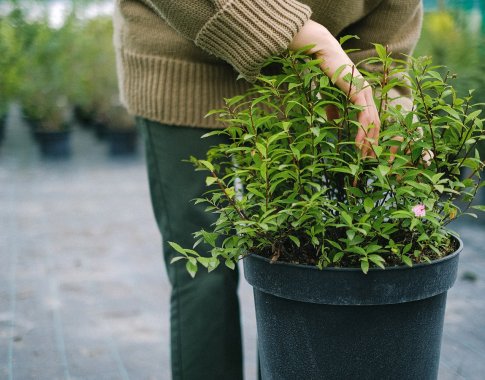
[412,204,426,218]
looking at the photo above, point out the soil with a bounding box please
[255,232,460,269]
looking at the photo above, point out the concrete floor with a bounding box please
[1,106,484,379]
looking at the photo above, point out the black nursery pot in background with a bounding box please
[107,129,138,156]
[243,237,462,380]
[0,115,6,144]
[37,130,71,159]
[72,105,94,128]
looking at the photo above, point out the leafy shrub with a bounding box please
[169,46,484,276]
[170,45,485,275]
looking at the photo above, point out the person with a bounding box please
[112,1,423,379]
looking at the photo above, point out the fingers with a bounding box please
[289,20,381,157]
[389,135,404,163]
[353,89,380,158]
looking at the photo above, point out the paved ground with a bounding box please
[0,105,484,380]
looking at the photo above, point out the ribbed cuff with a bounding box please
[118,49,251,128]
[195,0,312,82]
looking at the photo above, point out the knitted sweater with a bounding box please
[113,0,423,128]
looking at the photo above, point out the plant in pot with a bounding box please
[68,15,119,138]
[0,16,11,144]
[0,7,25,145]
[102,102,138,157]
[67,14,138,152]
[169,46,484,379]
[416,9,485,205]
[22,91,71,158]
[19,14,72,158]
[0,93,9,145]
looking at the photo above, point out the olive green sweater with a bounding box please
[113,0,422,128]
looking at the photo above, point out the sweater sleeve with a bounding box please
[138,0,312,81]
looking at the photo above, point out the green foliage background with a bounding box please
[416,5,485,103]
[0,0,122,129]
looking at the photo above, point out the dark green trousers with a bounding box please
[138,118,243,380]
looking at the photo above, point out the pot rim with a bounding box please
[244,232,463,272]
[243,232,463,305]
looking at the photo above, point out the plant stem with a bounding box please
[210,170,249,221]
[414,65,439,170]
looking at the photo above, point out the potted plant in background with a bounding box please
[19,13,73,159]
[68,15,107,131]
[103,103,137,156]
[0,7,24,145]
[0,14,12,145]
[66,13,137,155]
[417,8,485,205]
[169,46,484,379]
[68,15,132,144]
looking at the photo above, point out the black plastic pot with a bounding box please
[107,129,138,156]
[72,105,94,127]
[94,121,108,140]
[0,115,6,144]
[243,237,462,380]
[37,130,71,159]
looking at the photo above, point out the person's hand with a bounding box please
[289,20,380,158]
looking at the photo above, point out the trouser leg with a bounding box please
[139,118,243,380]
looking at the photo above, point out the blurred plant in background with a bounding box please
[417,0,485,103]
[0,5,24,142]
[417,0,485,169]
[0,0,136,157]
[0,0,483,157]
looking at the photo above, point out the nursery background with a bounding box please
[0,0,484,379]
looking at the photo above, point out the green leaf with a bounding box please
[341,211,352,226]
[290,145,301,160]
[391,210,412,219]
[186,260,198,278]
[225,187,236,198]
[260,162,267,179]
[417,233,429,242]
[319,76,329,88]
[360,259,369,274]
[310,127,320,137]
[256,142,267,158]
[364,198,374,214]
[368,254,385,269]
[377,164,390,177]
[168,241,189,255]
[170,256,186,264]
[339,35,359,45]
[333,252,344,263]
[402,243,413,255]
[197,257,211,268]
[331,64,347,84]
[346,229,355,241]
[434,184,444,193]
[410,218,419,230]
[198,160,214,172]
[411,146,423,162]
[289,235,301,247]
[349,164,359,176]
[402,255,413,267]
[373,43,387,60]
[246,186,265,198]
[224,95,245,106]
[205,176,217,186]
[373,145,383,158]
[225,259,236,270]
[201,230,218,248]
[471,205,485,212]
